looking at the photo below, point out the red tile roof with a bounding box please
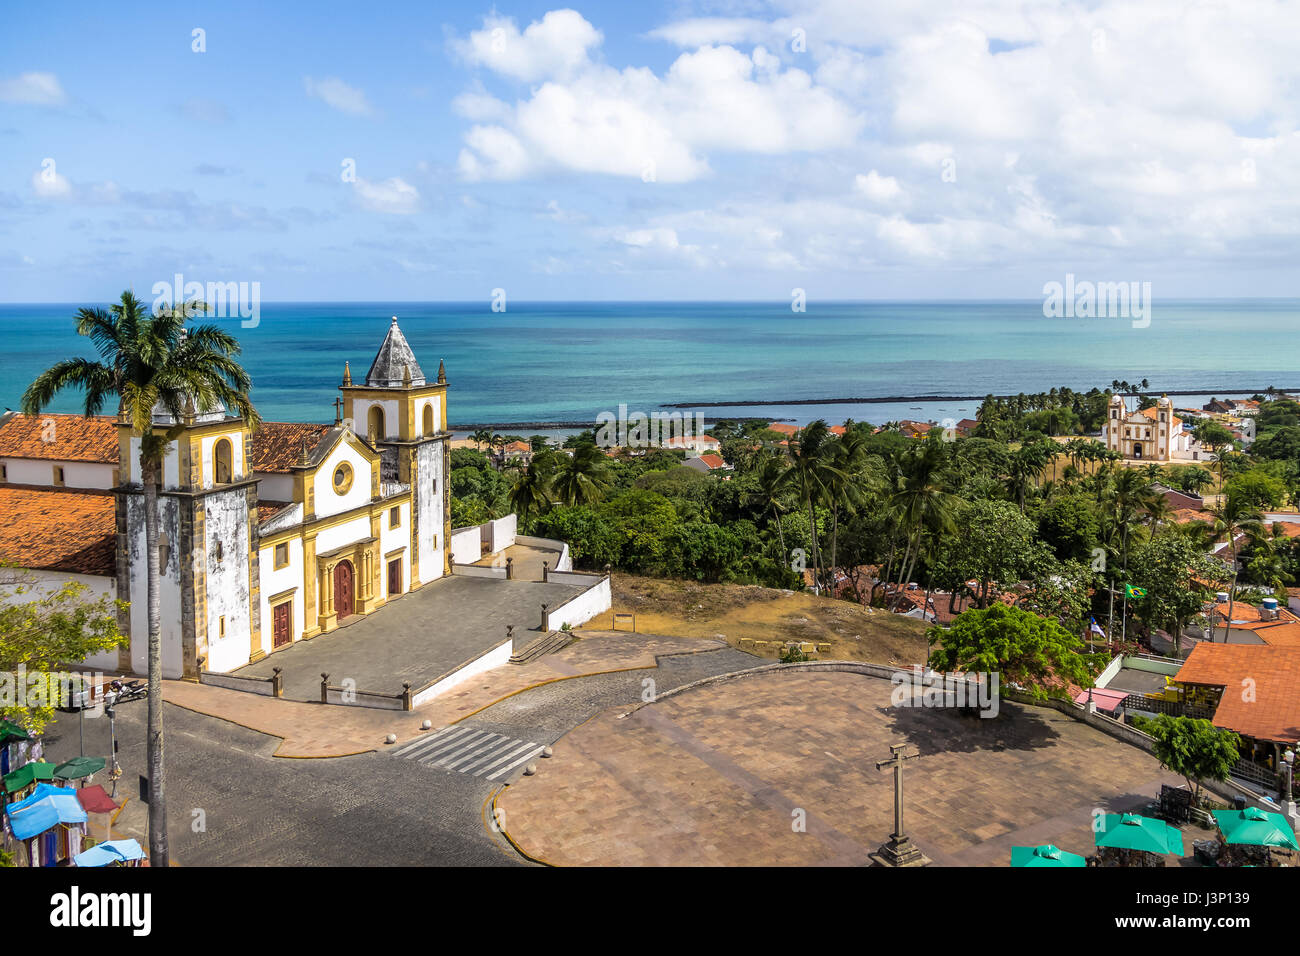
[697,453,726,469]
[0,486,115,575]
[249,422,331,474]
[1176,643,1300,743]
[0,413,117,464]
[766,423,800,436]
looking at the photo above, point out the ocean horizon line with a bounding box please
[3,295,1300,308]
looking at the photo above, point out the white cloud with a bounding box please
[304,76,372,116]
[31,166,72,199]
[456,9,603,82]
[0,72,66,106]
[353,177,420,214]
[453,12,862,182]
[854,170,902,203]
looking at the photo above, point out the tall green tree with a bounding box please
[22,290,257,867]
[1207,498,1265,643]
[0,571,126,734]
[1146,715,1240,802]
[552,444,611,507]
[927,602,1101,701]
[787,421,843,593]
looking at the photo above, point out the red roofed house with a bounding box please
[684,452,732,475]
[1175,642,1300,792]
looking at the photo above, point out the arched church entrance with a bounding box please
[334,560,356,620]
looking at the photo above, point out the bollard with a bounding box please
[505,556,514,580]
[542,560,549,582]
[320,673,330,704]
[540,603,549,630]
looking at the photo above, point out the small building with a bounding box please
[1174,643,1300,792]
[660,433,721,455]
[684,453,731,475]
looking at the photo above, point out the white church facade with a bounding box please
[0,319,452,679]
[1101,393,1205,462]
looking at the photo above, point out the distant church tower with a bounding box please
[340,317,451,585]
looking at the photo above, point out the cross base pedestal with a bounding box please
[870,836,931,868]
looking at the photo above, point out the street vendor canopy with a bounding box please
[2,760,55,793]
[1212,806,1300,849]
[4,787,87,841]
[1094,813,1185,856]
[74,839,144,867]
[0,719,30,744]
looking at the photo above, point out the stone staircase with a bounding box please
[509,630,574,665]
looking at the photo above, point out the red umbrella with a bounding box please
[76,784,120,843]
[76,784,118,815]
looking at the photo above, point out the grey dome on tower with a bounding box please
[365,317,426,388]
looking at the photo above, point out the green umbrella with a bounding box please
[53,756,106,781]
[1212,807,1300,850]
[1094,813,1185,856]
[2,760,55,794]
[0,720,30,745]
[1011,844,1087,867]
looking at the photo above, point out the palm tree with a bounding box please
[746,454,793,561]
[824,430,870,579]
[471,428,493,452]
[507,455,554,527]
[787,420,843,593]
[22,290,256,868]
[891,440,957,590]
[1208,498,1265,643]
[551,444,610,507]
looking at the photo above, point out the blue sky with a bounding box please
[2,0,1298,302]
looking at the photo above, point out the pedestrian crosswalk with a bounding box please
[389,724,546,781]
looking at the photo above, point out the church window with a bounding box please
[218,616,226,639]
[423,404,434,435]
[274,542,289,569]
[214,438,233,484]
[333,463,354,495]
[368,406,385,442]
[389,506,401,529]
[53,465,65,486]
[0,464,6,482]
[214,540,224,563]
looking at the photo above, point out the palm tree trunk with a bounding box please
[1221,567,1239,644]
[773,510,786,564]
[142,453,168,867]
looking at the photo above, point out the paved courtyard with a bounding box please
[472,543,562,582]
[236,574,586,700]
[496,669,1188,866]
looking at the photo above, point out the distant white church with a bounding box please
[0,319,452,678]
[1101,393,1205,462]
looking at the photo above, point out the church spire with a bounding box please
[342,361,352,387]
[437,359,446,384]
[364,317,425,387]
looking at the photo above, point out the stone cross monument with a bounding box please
[871,743,930,867]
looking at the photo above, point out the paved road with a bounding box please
[42,645,760,866]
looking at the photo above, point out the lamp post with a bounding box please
[1284,746,1295,804]
[105,704,120,798]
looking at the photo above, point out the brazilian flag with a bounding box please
[1124,584,1147,600]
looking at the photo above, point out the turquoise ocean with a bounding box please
[1,300,1297,432]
